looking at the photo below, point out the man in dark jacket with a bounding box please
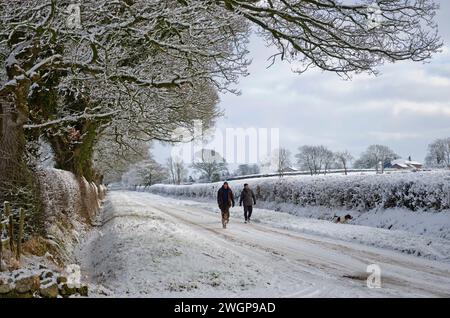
[217,182,235,229]
[239,183,256,223]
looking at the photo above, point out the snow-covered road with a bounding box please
[77,191,450,297]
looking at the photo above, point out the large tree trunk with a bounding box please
[1,54,32,183]
[0,95,27,183]
[47,120,99,183]
[0,93,45,235]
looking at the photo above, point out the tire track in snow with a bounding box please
[141,193,450,297]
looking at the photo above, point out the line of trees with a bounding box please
[121,153,190,188]
[284,138,450,177]
[133,136,450,186]
[295,144,400,175]
[260,144,398,176]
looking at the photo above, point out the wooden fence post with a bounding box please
[0,231,2,271]
[4,201,10,218]
[0,202,4,271]
[16,208,24,261]
[9,215,14,253]
[5,202,14,253]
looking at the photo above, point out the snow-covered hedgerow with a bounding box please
[35,169,106,263]
[37,169,105,222]
[148,171,450,212]
[37,169,83,220]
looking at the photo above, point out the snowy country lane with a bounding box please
[78,191,450,297]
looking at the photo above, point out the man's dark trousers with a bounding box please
[244,205,253,220]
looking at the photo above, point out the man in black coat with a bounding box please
[239,183,256,223]
[217,182,235,229]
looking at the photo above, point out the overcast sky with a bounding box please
[155,1,450,166]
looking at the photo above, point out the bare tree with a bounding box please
[220,0,441,77]
[296,145,333,175]
[425,138,450,169]
[167,157,177,185]
[167,156,187,185]
[322,148,335,175]
[192,149,228,182]
[93,137,151,185]
[122,156,167,189]
[335,151,354,175]
[296,146,317,175]
[276,148,292,177]
[354,145,399,174]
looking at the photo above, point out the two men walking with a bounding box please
[217,182,256,228]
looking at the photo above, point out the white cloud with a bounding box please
[391,101,450,117]
[368,131,421,141]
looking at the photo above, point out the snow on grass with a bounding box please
[76,195,273,297]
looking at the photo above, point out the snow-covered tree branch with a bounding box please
[219,0,442,76]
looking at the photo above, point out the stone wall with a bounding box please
[0,266,89,298]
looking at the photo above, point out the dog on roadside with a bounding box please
[332,214,353,224]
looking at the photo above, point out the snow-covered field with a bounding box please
[76,191,450,297]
